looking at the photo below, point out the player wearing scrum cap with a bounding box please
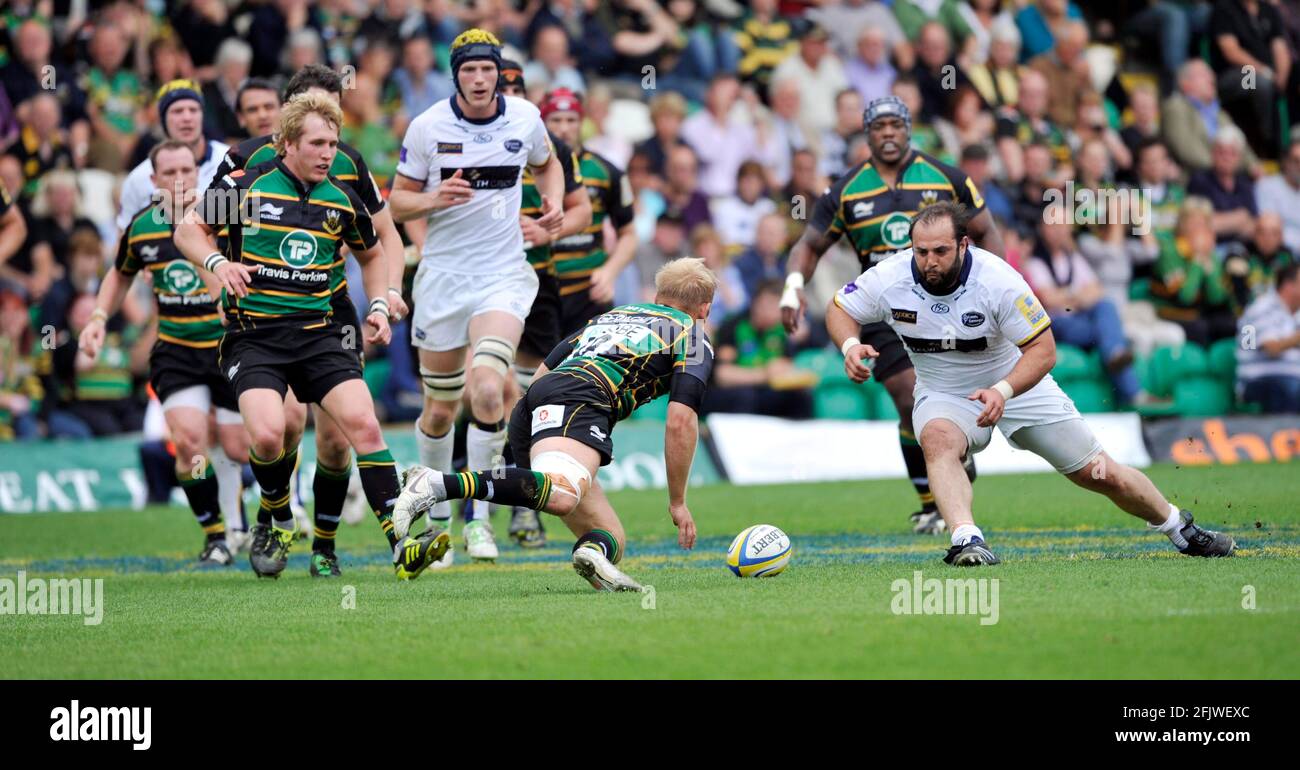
[395,258,717,592]
[826,202,1234,565]
[389,29,567,562]
[782,95,1003,536]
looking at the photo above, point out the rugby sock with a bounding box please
[1150,504,1189,550]
[211,449,245,531]
[356,449,400,548]
[312,460,352,554]
[899,427,935,511]
[442,468,552,511]
[466,417,507,522]
[951,523,983,547]
[250,446,296,530]
[573,529,621,564]
[514,363,537,391]
[416,423,454,527]
[178,462,224,542]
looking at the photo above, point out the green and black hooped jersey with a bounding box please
[808,149,985,272]
[116,202,224,347]
[521,131,584,273]
[551,149,635,296]
[543,303,714,421]
[211,134,386,304]
[195,158,378,329]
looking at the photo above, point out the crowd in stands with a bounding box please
[2,0,1300,442]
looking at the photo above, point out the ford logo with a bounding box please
[931,303,950,313]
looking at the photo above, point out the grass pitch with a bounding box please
[1,461,1297,679]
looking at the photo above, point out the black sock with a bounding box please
[573,529,620,564]
[312,460,351,553]
[443,468,552,510]
[179,463,224,542]
[899,426,935,512]
[356,449,399,548]
[250,446,296,529]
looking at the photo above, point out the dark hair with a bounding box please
[754,278,785,298]
[1277,262,1300,289]
[960,144,990,163]
[149,138,197,168]
[236,78,281,112]
[908,201,970,244]
[1134,136,1167,164]
[284,64,343,100]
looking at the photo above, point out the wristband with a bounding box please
[368,298,389,317]
[840,337,861,358]
[992,379,1014,400]
[89,308,108,325]
[204,252,228,273]
[387,287,402,297]
[779,272,804,310]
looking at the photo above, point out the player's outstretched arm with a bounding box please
[781,226,837,333]
[969,327,1057,427]
[664,400,699,550]
[370,205,409,321]
[78,268,133,362]
[826,300,879,383]
[176,209,256,298]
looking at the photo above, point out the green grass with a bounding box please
[1,462,1298,679]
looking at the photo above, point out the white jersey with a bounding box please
[834,246,1053,395]
[396,94,553,275]
[116,138,229,232]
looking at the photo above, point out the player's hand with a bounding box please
[365,310,392,345]
[669,501,696,550]
[589,265,616,304]
[519,215,550,248]
[780,287,805,333]
[536,194,564,235]
[968,388,1006,427]
[431,169,472,209]
[843,343,878,383]
[78,318,106,362]
[387,289,409,323]
[215,261,258,298]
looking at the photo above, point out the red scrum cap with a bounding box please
[540,88,583,120]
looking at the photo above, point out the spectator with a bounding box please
[1254,141,1300,252]
[764,77,812,188]
[705,279,814,419]
[1235,262,1300,412]
[681,74,758,199]
[936,86,995,164]
[52,292,145,437]
[1027,219,1141,405]
[818,89,866,179]
[634,92,689,181]
[662,144,713,231]
[1187,126,1256,246]
[584,0,681,83]
[1209,0,1289,159]
[845,24,897,106]
[10,93,75,200]
[1125,1,1213,90]
[284,26,324,74]
[80,22,144,173]
[1015,0,1084,62]
[771,20,848,137]
[961,0,1016,66]
[357,0,452,47]
[392,36,453,123]
[1119,84,1161,172]
[147,37,195,95]
[893,0,973,45]
[0,287,42,440]
[658,0,740,101]
[201,38,254,144]
[24,171,99,302]
[635,211,689,295]
[996,68,1070,184]
[732,0,798,92]
[810,0,910,69]
[733,212,790,298]
[959,144,1013,226]
[246,0,311,77]
[1151,197,1240,346]
[1129,138,1187,278]
[965,14,1020,112]
[1028,19,1092,129]
[342,72,400,191]
[891,75,945,159]
[1011,141,1059,229]
[779,148,827,236]
[712,160,778,250]
[1,18,88,141]
[169,0,237,71]
[691,224,748,327]
[912,21,970,124]
[1162,59,1259,173]
[524,24,587,95]
[1230,211,1296,303]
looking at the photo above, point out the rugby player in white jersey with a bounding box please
[389,29,565,561]
[827,202,1235,565]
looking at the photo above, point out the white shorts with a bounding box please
[160,385,243,425]
[410,261,538,352]
[912,375,1102,474]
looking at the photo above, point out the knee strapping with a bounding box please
[472,336,516,377]
[531,451,591,504]
[420,367,466,401]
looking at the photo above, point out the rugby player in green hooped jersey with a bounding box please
[211,65,413,579]
[395,258,718,593]
[177,92,450,581]
[80,139,250,568]
[780,95,1004,537]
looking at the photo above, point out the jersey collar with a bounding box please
[450,93,505,125]
[274,157,316,197]
[911,247,974,295]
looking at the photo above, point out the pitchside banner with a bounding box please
[705,413,1152,485]
[0,424,720,514]
[1143,415,1300,464]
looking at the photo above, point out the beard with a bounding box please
[920,258,963,295]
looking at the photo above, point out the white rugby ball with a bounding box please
[726,524,792,577]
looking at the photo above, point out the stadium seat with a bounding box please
[814,385,871,420]
[1173,377,1233,417]
[795,348,849,384]
[1053,344,1102,382]
[874,386,899,420]
[1062,379,1114,413]
[1147,344,1208,397]
[1207,338,1238,384]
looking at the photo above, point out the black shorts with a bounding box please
[508,373,616,467]
[559,289,612,340]
[149,340,238,412]
[861,321,913,383]
[519,267,562,359]
[218,323,362,405]
[330,291,364,366]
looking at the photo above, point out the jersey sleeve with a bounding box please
[554,138,583,194]
[933,155,986,214]
[527,115,554,168]
[113,225,140,276]
[807,174,850,243]
[341,185,380,252]
[543,329,582,370]
[992,269,1052,346]
[344,146,386,214]
[605,163,635,230]
[668,323,713,411]
[831,267,887,324]
[396,118,432,184]
[193,169,248,231]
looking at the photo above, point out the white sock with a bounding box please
[416,422,454,524]
[466,418,507,522]
[1149,503,1188,549]
[951,523,983,547]
[211,449,245,531]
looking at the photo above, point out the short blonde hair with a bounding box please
[275,92,343,156]
[654,257,717,309]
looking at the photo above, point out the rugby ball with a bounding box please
[726,524,792,577]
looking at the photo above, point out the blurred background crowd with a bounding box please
[2,0,1300,443]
